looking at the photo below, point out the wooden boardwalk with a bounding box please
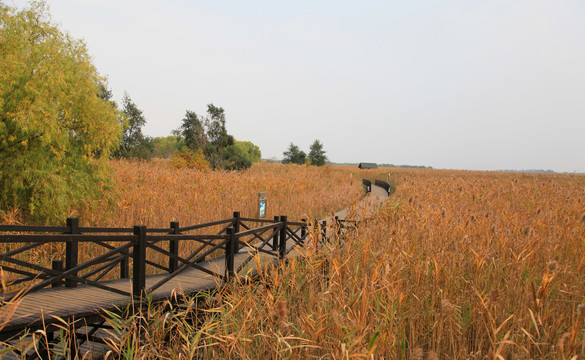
[0,182,390,357]
[2,242,297,337]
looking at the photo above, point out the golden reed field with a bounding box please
[2,161,585,359]
[0,160,363,288]
[86,160,363,228]
[100,166,585,359]
[1,160,364,227]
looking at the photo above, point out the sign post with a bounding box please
[258,192,267,219]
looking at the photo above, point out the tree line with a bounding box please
[107,90,261,171]
[0,2,332,225]
[282,140,327,166]
[0,2,260,223]
[171,105,261,170]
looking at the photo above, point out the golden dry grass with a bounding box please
[3,164,585,359]
[82,160,363,227]
[106,168,585,359]
[0,160,363,291]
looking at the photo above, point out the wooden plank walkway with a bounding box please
[0,183,389,343]
[1,241,297,336]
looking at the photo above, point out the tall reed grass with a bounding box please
[0,160,363,291]
[83,160,364,228]
[100,168,585,359]
[5,164,584,358]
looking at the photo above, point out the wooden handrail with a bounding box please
[0,213,316,300]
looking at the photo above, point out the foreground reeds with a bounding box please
[100,168,585,359]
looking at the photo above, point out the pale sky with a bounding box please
[7,0,585,172]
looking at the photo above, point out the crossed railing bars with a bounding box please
[0,213,356,303]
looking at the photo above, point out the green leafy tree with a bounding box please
[204,104,234,169]
[153,135,184,158]
[224,143,253,170]
[224,141,262,170]
[114,92,154,159]
[175,110,206,151]
[282,143,306,165]
[308,139,327,166]
[174,104,259,170]
[236,141,261,163]
[0,2,121,223]
[98,82,116,107]
[205,104,230,146]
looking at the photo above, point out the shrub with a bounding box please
[171,148,210,170]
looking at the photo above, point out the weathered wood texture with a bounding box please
[2,242,295,335]
[0,215,307,338]
[0,183,389,342]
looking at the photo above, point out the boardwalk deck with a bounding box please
[2,241,299,337]
[0,183,390,357]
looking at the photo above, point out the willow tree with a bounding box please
[0,2,121,223]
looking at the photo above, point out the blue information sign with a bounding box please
[259,200,266,218]
[258,192,267,218]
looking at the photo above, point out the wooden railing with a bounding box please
[362,179,372,193]
[0,212,318,301]
[375,179,392,195]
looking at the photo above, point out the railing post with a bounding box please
[272,215,280,251]
[120,255,129,279]
[52,260,63,288]
[301,219,307,245]
[279,215,287,259]
[169,221,179,273]
[65,217,79,288]
[133,225,147,298]
[120,227,132,279]
[233,211,240,254]
[225,227,235,279]
[313,219,318,243]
